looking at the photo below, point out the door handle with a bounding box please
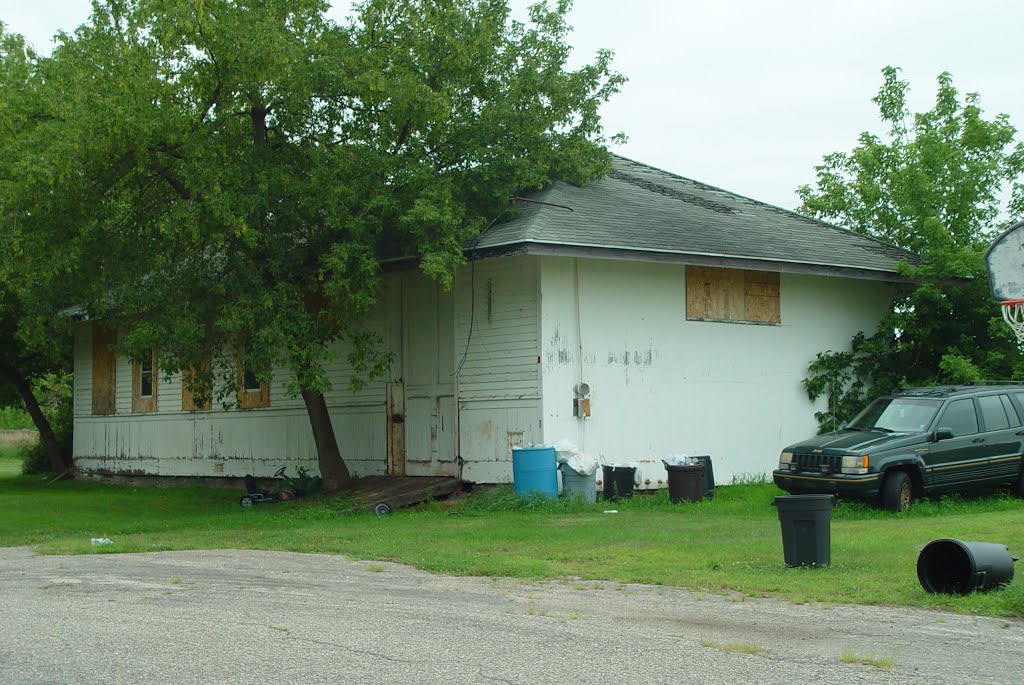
[971,437,985,444]
[1016,431,1024,435]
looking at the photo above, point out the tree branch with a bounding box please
[150,160,202,202]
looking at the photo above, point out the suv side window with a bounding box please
[978,395,1011,431]
[938,398,979,436]
[1000,395,1021,428]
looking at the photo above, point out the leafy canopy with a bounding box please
[2,0,624,398]
[797,67,1024,430]
[0,26,73,427]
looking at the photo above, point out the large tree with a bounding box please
[797,67,1024,430]
[0,0,623,489]
[0,27,73,473]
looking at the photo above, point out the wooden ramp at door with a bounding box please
[343,476,462,515]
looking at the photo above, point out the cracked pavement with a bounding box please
[0,547,1020,684]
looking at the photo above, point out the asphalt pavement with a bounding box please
[0,547,1020,684]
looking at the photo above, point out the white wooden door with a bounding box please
[399,274,457,477]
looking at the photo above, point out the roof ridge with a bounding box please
[609,154,917,261]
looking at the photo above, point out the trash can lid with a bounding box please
[771,494,836,509]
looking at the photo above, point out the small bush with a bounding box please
[0,406,34,430]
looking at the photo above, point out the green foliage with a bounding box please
[282,466,322,497]
[798,67,1024,428]
[1,0,623,391]
[0,28,74,456]
[0,406,33,430]
[802,331,903,433]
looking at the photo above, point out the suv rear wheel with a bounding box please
[880,470,912,512]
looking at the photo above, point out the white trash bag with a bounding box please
[565,453,598,476]
[553,438,580,464]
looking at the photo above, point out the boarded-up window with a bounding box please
[686,266,780,324]
[131,350,158,413]
[236,347,270,409]
[181,360,212,412]
[91,325,117,416]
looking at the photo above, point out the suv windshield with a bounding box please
[847,397,942,433]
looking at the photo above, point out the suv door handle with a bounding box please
[1016,431,1024,435]
[971,437,985,443]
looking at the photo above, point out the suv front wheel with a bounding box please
[880,470,912,512]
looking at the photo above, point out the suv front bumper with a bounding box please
[772,469,881,499]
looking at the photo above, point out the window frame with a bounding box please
[236,345,270,410]
[936,398,979,437]
[685,266,781,325]
[91,324,117,416]
[131,349,158,414]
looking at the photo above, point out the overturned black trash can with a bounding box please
[772,495,835,567]
[917,539,1018,594]
[602,465,636,501]
[664,462,704,503]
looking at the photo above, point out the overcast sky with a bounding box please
[5,0,1024,210]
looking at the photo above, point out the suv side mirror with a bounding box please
[933,427,955,441]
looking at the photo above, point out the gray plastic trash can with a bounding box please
[560,464,596,503]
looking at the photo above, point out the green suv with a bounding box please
[773,385,1024,511]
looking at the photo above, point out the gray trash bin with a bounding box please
[560,464,597,503]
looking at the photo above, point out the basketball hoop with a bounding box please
[1001,299,1024,347]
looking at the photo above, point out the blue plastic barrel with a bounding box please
[512,447,558,499]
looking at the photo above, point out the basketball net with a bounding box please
[1001,299,1024,347]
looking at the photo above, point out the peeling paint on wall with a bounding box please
[506,431,524,460]
[606,348,657,366]
[546,326,576,365]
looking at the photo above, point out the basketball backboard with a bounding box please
[984,220,1024,301]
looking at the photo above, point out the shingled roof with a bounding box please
[472,155,918,281]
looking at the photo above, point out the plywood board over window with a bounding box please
[181,359,212,412]
[91,325,117,416]
[686,266,780,324]
[236,347,270,409]
[132,350,158,413]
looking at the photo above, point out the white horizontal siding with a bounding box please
[72,324,91,418]
[72,299,394,477]
[454,256,541,402]
[74,403,387,478]
[451,256,543,481]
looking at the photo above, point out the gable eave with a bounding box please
[466,240,915,284]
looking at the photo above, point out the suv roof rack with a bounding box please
[964,380,1024,385]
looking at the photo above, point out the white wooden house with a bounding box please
[72,156,915,486]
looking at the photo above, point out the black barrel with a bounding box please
[692,455,715,498]
[772,494,835,567]
[917,539,1017,594]
[665,463,703,503]
[602,465,636,501]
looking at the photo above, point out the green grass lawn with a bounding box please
[1,448,1021,617]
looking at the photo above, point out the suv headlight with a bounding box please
[840,455,869,475]
[778,451,794,471]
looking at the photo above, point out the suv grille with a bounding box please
[792,452,842,472]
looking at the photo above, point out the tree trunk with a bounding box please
[301,388,351,492]
[0,364,68,473]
